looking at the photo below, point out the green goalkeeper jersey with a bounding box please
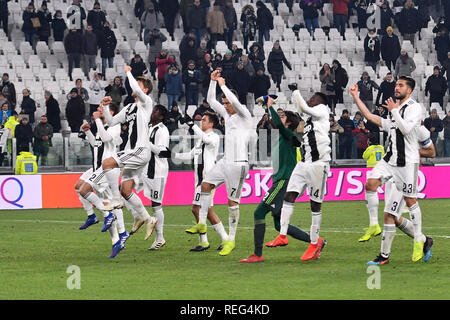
[269,106,300,182]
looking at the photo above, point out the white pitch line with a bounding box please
[2,219,450,239]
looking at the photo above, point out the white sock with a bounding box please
[198,192,211,225]
[212,222,228,242]
[153,205,164,241]
[109,220,119,244]
[83,192,109,217]
[380,224,396,258]
[77,191,94,215]
[103,168,121,199]
[409,203,426,243]
[397,217,414,238]
[310,211,322,245]
[113,208,126,234]
[199,233,208,244]
[228,205,240,242]
[366,191,379,226]
[280,201,294,235]
[125,193,150,220]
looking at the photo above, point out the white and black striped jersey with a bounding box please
[104,71,153,151]
[381,98,423,166]
[86,120,122,171]
[147,122,170,179]
[292,90,331,163]
[175,126,220,187]
[417,125,432,149]
[207,81,253,163]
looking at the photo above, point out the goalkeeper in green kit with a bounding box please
[240,95,311,263]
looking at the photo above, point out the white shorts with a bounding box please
[143,177,166,204]
[384,179,409,218]
[193,187,216,207]
[287,161,330,203]
[203,159,249,203]
[80,168,113,201]
[114,147,150,171]
[368,159,419,198]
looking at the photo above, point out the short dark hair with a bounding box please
[220,89,239,101]
[136,76,153,94]
[109,103,119,116]
[314,92,329,106]
[398,76,415,91]
[284,110,300,131]
[203,111,219,128]
[154,104,168,120]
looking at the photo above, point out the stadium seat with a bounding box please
[36,41,50,63]
[28,55,42,76]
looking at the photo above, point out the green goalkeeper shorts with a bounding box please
[258,179,288,218]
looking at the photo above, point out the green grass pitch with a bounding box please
[0,199,449,300]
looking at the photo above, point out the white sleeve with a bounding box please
[192,125,218,146]
[127,71,154,113]
[391,103,422,135]
[292,90,327,119]
[417,125,432,149]
[220,84,251,119]
[85,130,96,147]
[149,126,170,155]
[95,118,113,143]
[107,124,123,147]
[207,80,227,118]
[104,104,127,127]
[175,148,195,161]
[380,118,392,133]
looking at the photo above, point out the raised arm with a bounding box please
[386,98,422,135]
[350,84,383,128]
[102,97,127,127]
[292,90,326,119]
[192,124,218,145]
[207,80,227,118]
[219,79,251,118]
[94,118,113,143]
[125,66,153,111]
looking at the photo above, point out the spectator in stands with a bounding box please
[330,0,350,37]
[240,55,255,77]
[69,79,89,103]
[378,1,395,35]
[364,29,381,72]
[44,91,61,133]
[207,2,227,50]
[319,63,336,111]
[22,2,38,47]
[0,102,11,127]
[167,104,182,134]
[156,50,175,102]
[425,66,447,108]
[434,27,450,65]
[355,0,369,31]
[67,0,86,32]
[36,1,52,45]
[98,21,117,79]
[241,5,257,53]
[20,89,36,125]
[352,111,363,128]
[381,26,401,72]
[147,28,168,80]
[441,51,450,94]
[197,39,211,64]
[52,10,67,42]
[248,42,265,72]
[331,59,349,105]
[443,110,450,157]
[212,53,223,70]
[87,2,106,40]
[180,0,195,34]
[141,3,160,44]
[394,48,416,78]
[397,0,419,47]
[64,27,83,81]
[0,0,9,35]
[257,113,273,156]
[166,64,183,111]
[424,109,443,147]
[267,41,292,92]
[0,93,6,109]
[221,50,235,83]
[249,66,271,102]
[0,73,16,108]
[187,0,207,47]
[193,100,215,120]
[338,109,355,159]
[352,120,369,158]
[416,0,431,30]
[88,72,104,115]
[105,76,127,107]
[15,116,33,154]
[33,114,53,165]
[357,71,379,111]
[231,61,251,105]
[432,16,449,34]
[330,114,344,134]
[199,53,213,98]
[82,25,98,79]
[222,0,237,49]
[375,72,395,107]
[180,36,198,70]
[256,1,273,45]
[183,60,202,110]
[300,0,323,35]
[231,43,243,62]
[66,88,85,133]
[159,0,178,40]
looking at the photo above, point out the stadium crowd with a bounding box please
[1,0,450,168]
